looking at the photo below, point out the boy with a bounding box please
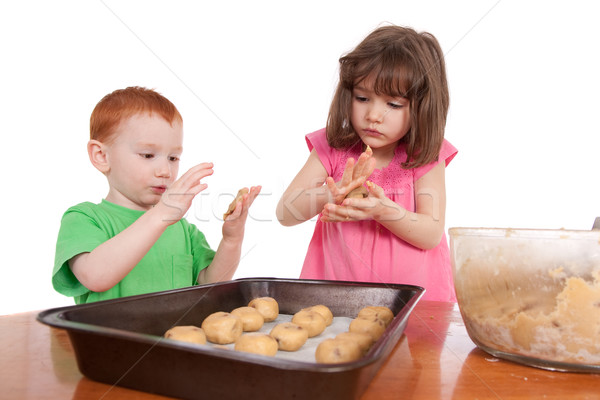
[53,86,260,304]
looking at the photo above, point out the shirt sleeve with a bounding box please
[52,206,109,297]
[305,128,336,176]
[185,220,216,282]
[413,139,458,181]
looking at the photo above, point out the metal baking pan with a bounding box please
[38,278,423,400]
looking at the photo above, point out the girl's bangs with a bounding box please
[354,56,415,99]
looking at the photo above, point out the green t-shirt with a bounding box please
[53,199,216,304]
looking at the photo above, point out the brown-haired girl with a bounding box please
[277,25,457,301]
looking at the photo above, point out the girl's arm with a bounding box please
[197,186,261,284]
[321,161,447,250]
[277,149,375,226]
[276,150,331,226]
[69,163,214,292]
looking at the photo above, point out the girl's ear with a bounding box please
[87,139,110,174]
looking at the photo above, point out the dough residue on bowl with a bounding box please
[461,269,600,364]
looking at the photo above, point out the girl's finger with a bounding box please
[325,177,338,195]
[340,157,355,185]
[366,181,384,198]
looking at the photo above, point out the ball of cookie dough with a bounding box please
[349,316,387,341]
[231,306,264,332]
[345,186,368,199]
[358,306,394,327]
[234,333,278,357]
[315,338,362,364]
[164,325,207,345]
[201,312,243,344]
[270,322,309,351]
[292,309,327,337]
[335,331,374,354]
[303,305,333,326]
[248,297,279,322]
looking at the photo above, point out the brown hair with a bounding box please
[327,25,449,168]
[90,86,182,143]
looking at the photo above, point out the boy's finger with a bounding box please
[176,169,214,192]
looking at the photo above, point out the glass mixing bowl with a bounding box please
[449,227,600,372]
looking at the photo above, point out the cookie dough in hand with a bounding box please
[345,185,368,199]
[223,188,249,220]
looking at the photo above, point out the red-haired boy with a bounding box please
[53,87,260,304]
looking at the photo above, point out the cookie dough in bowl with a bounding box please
[450,227,600,371]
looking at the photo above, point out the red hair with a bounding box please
[90,86,182,143]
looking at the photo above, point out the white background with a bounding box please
[1,1,599,315]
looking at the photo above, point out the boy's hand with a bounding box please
[156,162,214,224]
[222,186,262,240]
[325,147,375,205]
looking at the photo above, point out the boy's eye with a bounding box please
[169,156,180,162]
[140,153,154,159]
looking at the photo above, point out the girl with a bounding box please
[277,25,457,302]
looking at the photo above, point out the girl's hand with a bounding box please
[155,162,214,224]
[321,181,400,223]
[325,147,375,205]
[222,186,262,240]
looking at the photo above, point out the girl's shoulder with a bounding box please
[305,128,328,152]
[439,139,458,164]
[412,139,458,181]
[305,128,362,177]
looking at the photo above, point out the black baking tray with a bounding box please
[38,278,423,400]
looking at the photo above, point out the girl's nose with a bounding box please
[366,104,386,123]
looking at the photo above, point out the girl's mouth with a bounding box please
[364,128,382,137]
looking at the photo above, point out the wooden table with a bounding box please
[2,301,599,399]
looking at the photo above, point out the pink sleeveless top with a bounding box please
[300,128,458,302]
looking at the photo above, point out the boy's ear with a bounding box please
[87,139,110,174]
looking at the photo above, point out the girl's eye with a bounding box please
[354,95,368,102]
[388,102,404,109]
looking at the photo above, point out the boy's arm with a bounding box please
[69,207,169,292]
[197,186,261,284]
[70,163,214,292]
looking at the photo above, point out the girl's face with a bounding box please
[103,113,183,210]
[350,77,411,153]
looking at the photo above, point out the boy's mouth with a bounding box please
[151,185,167,194]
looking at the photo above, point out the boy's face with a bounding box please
[103,113,183,211]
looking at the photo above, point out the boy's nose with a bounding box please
[155,160,171,178]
